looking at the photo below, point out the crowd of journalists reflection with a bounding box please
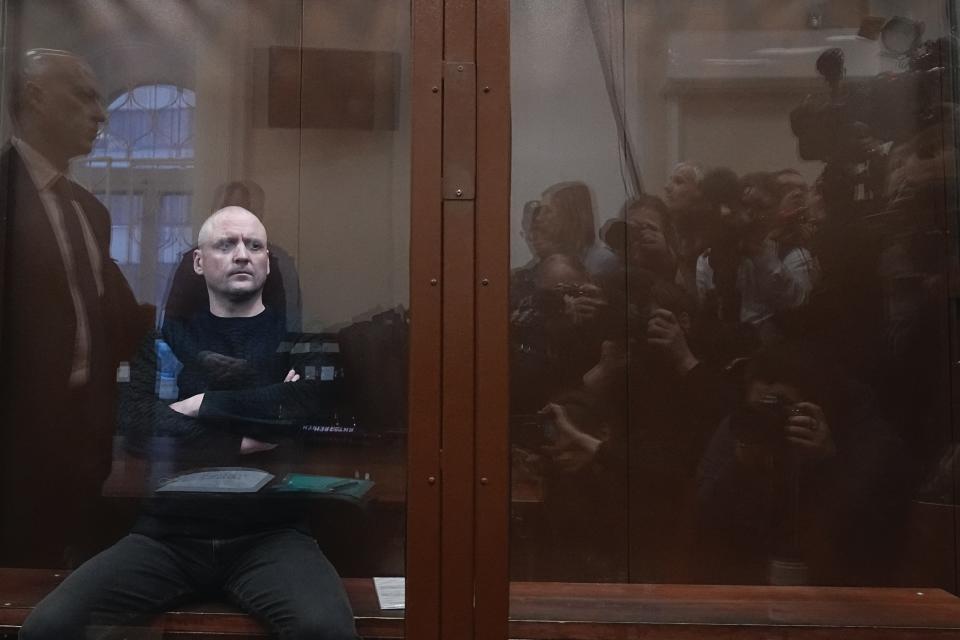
[509,38,960,588]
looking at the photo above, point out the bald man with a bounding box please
[21,207,357,639]
[164,180,303,332]
[0,50,142,567]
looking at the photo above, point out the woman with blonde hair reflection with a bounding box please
[520,181,619,278]
[663,162,713,293]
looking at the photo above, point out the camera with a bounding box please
[730,394,793,451]
[511,413,555,450]
[521,283,588,320]
[790,37,955,173]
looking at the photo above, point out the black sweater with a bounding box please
[119,307,332,538]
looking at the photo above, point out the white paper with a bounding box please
[156,468,274,493]
[373,577,405,610]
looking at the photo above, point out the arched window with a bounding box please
[77,84,196,310]
[90,84,195,165]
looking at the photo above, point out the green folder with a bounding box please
[272,473,374,501]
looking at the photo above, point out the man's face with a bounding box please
[741,184,775,220]
[525,200,566,259]
[664,164,700,211]
[625,207,669,263]
[194,210,270,304]
[31,59,106,161]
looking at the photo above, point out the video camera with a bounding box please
[790,16,956,172]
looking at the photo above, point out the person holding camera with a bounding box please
[538,278,733,582]
[600,194,678,284]
[696,171,820,343]
[510,252,610,414]
[694,343,908,586]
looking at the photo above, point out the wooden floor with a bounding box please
[3,569,960,638]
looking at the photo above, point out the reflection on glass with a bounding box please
[1,0,409,635]
[92,85,196,163]
[509,0,959,594]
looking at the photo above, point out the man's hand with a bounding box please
[169,393,204,417]
[582,339,627,393]
[539,403,601,472]
[646,309,698,374]
[238,369,297,454]
[562,283,607,325]
[785,402,836,461]
[240,437,278,455]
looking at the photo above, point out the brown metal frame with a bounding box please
[409,0,511,638]
[474,1,511,640]
[406,1,444,639]
[438,1,480,639]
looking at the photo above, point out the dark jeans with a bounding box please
[20,529,358,640]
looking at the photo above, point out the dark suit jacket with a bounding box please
[0,144,144,566]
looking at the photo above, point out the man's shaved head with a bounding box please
[193,207,270,317]
[197,206,267,246]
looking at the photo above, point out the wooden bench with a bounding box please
[4,569,960,638]
[0,569,403,639]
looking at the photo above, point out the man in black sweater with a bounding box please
[21,207,357,640]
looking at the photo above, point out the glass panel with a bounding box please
[0,0,409,634]
[509,0,959,599]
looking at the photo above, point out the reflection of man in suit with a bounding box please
[0,49,141,567]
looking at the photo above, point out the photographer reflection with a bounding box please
[796,164,886,383]
[696,171,819,343]
[511,253,608,413]
[873,118,957,476]
[21,207,357,640]
[695,344,907,586]
[532,276,731,582]
[0,49,143,567]
[523,391,626,581]
[601,195,678,284]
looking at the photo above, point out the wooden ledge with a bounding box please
[4,569,960,639]
[509,582,960,639]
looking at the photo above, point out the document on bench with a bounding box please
[373,577,405,610]
[156,468,274,493]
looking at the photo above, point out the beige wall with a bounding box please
[677,91,822,184]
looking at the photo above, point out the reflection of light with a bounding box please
[826,35,865,42]
[754,47,828,56]
[703,58,773,66]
